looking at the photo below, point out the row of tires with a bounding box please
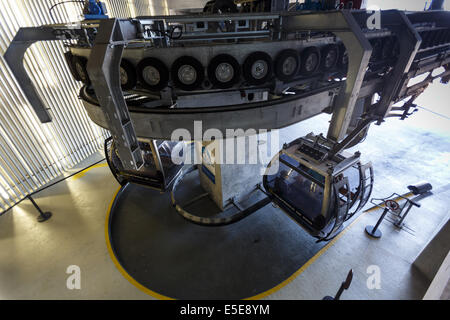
[65,44,347,92]
[369,36,399,62]
[418,28,450,50]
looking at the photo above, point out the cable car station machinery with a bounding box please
[4,4,450,241]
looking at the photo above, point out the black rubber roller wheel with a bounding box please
[213,0,238,13]
[72,56,90,85]
[320,44,339,71]
[243,51,273,85]
[436,29,448,46]
[207,54,241,89]
[137,57,169,91]
[369,38,383,61]
[119,59,137,91]
[381,37,395,60]
[171,56,205,91]
[274,49,300,82]
[446,29,450,44]
[64,51,82,82]
[337,43,349,70]
[300,47,321,76]
[421,31,432,48]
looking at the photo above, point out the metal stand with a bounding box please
[394,200,420,229]
[322,269,353,300]
[27,195,52,222]
[365,207,389,238]
[366,189,424,237]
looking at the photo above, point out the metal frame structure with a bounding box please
[170,165,271,226]
[366,193,422,238]
[3,7,450,240]
[87,19,144,171]
[104,136,184,191]
[5,10,450,148]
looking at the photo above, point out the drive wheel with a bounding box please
[274,49,300,82]
[213,0,238,13]
[337,44,349,70]
[171,56,204,91]
[208,54,241,89]
[243,51,273,85]
[64,51,82,82]
[119,59,137,91]
[370,38,383,61]
[300,47,321,76]
[381,37,394,59]
[137,57,169,91]
[72,56,90,85]
[320,44,339,71]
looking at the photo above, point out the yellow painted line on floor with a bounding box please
[245,205,372,300]
[104,186,174,300]
[246,192,417,299]
[72,162,108,180]
[104,184,389,300]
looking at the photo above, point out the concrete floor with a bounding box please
[0,81,448,299]
[0,0,449,300]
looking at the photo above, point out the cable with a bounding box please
[49,0,85,23]
[0,157,106,217]
[415,105,450,120]
[148,25,183,40]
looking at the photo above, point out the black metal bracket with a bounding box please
[3,26,82,123]
[327,117,375,159]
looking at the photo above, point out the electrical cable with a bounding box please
[49,0,85,23]
[415,105,450,120]
[148,25,183,40]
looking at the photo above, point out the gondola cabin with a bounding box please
[263,134,373,241]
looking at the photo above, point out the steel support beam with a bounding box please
[3,27,71,123]
[284,10,372,142]
[372,11,422,122]
[86,19,143,171]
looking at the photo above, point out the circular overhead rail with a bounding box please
[104,137,128,186]
[80,83,340,140]
[171,166,269,226]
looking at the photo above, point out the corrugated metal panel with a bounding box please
[0,1,172,213]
